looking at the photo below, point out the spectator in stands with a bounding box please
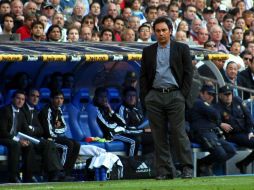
[65,1,85,29]
[195,26,209,45]
[221,14,235,47]
[235,17,247,32]
[145,6,158,23]
[23,1,37,15]
[24,21,45,41]
[224,61,240,97]
[127,15,141,32]
[137,23,152,42]
[21,89,68,182]
[240,50,253,68]
[215,4,228,26]
[39,90,80,178]
[16,13,37,41]
[121,7,132,22]
[32,0,45,12]
[175,30,188,42]
[118,87,154,155]
[215,85,254,174]
[238,57,254,99]
[49,0,63,13]
[206,17,218,33]
[91,30,100,41]
[236,0,246,17]
[46,24,62,42]
[183,4,197,26]
[0,90,35,183]
[157,4,168,17]
[100,28,114,41]
[131,0,146,24]
[231,27,244,50]
[121,28,136,42]
[80,26,92,41]
[210,25,229,53]
[177,20,190,38]
[67,27,79,42]
[81,15,98,32]
[38,14,49,34]
[0,0,11,24]
[242,10,254,28]
[100,15,114,30]
[0,13,14,35]
[246,41,254,57]
[189,18,202,42]
[11,0,24,32]
[52,12,67,42]
[92,87,136,156]
[167,2,181,37]
[107,2,119,19]
[41,2,56,25]
[243,30,254,48]
[113,16,125,41]
[201,7,214,27]
[188,84,236,176]
[89,2,101,27]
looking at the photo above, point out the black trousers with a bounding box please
[54,136,80,175]
[0,138,34,181]
[145,89,193,176]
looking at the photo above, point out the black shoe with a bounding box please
[198,164,214,176]
[182,167,193,179]
[155,174,174,180]
[236,162,247,174]
[61,175,76,182]
[8,177,22,183]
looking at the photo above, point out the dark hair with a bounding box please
[12,90,26,99]
[27,88,40,97]
[81,15,95,26]
[50,89,64,99]
[100,28,115,41]
[122,86,137,97]
[152,16,173,31]
[101,15,114,25]
[226,61,237,69]
[145,6,157,14]
[46,24,62,41]
[0,0,10,7]
[31,21,44,30]
[3,13,14,22]
[223,13,234,22]
[93,86,108,106]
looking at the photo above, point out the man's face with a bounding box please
[223,18,234,31]
[232,29,243,41]
[201,91,214,104]
[52,14,64,27]
[90,3,100,16]
[168,5,179,21]
[81,27,92,41]
[124,29,135,42]
[13,93,25,109]
[101,31,113,41]
[97,92,108,106]
[32,24,44,38]
[154,22,171,46]
[3,16,14,31]
[124,91,137,106]
[147,8,158,22]
[122,8,132,20]
[28,90,40,106]
[139,26,151,41]
[52,94,64,108]
[184,6,196,20]
[0,3,10,15]
[226,63,238,80]
[11,1,23,16]
[128,17,140,31]
[114,19,125,33]
[219,92,232,106]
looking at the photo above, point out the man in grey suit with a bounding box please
[140,17,193,180]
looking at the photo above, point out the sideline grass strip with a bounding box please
[0,176,253,190]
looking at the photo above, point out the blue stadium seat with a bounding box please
[5,89,16,104]
[38,88,51,110]
[107,87,121,110]
[61,88,72,112]
[0,92,4,107]
[72,88,90,111]
[62,111,73,139]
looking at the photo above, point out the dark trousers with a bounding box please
[145,89,193,176]
[0,138,34,181]
[54,136,80,175]
[197,132,236,165]
[227,133,254,165]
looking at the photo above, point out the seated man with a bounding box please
[21,89,66,182]
[189,85,236,176]
[39,90,80,179]
[92,87,136,157]
[0,90,34,183]
[215,85,254,174]
[117,86,154,155]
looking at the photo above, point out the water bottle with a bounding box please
[100,167,107,181]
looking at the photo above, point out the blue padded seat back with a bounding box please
[61,88,72,112]
[107,87,121,110]
[72,88,90,111]
[78,110,92,138]
[86,103,104,138]
[38,88,51,110]
[66,104,86,141]
[62,111,73,139]
[5,89,16,104]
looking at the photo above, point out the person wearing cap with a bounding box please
[215,85,254,174]
[202,7,215,26]
[188,84,236,176]
[216,4,228,25]
[140,17,193,180]
[41,2,56,25]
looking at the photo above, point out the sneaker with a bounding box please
[182,166,193,179]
